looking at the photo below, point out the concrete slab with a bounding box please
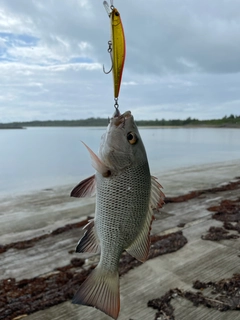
[1,160,240,320]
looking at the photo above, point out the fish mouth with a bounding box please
[112,111,132,127]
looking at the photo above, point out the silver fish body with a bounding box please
[96,162,151,270]
[71,111,164,319]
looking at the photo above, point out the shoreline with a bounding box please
[1,124,240,129]
[0,126,25,129]
[139,124,240,129]
[1,159,239,245]
[1,158,239,200]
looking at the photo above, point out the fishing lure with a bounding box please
[103,0,126,102]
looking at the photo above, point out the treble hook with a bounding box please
[103,40,113,74]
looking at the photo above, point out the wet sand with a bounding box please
[1,160,240,320]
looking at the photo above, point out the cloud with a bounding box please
[123,0,240,75]
[0,0,239,122]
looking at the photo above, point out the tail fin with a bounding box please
[73,267,120,319]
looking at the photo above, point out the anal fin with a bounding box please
[76,219,100,253]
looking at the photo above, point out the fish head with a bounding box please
[99,111,148,171]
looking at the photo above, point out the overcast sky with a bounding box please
[0,0,240,122]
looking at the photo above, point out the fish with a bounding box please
[71,110,164,319]
[103,1,126,99]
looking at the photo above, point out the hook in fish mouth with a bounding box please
[113,111,131,127]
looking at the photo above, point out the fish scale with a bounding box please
[96,163,151,271]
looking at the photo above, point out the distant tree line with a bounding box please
[135,114,240,126]
[0,114,240,128]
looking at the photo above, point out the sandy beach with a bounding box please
[1,160,240,320]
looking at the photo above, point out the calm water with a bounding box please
[0,127,240,196]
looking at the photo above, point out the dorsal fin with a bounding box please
[125,176,164,262]
[150,176,165,210]
[125,203,153,262]
[70,175,96,198]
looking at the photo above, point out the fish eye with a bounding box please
[127,132,138,145]
[115,11,119,16]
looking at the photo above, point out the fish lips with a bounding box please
[112,110,132,128]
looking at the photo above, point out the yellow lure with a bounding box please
[104,1,126,99]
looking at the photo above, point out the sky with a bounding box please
[0,0,240,122]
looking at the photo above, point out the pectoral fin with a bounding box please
[81,141,110,177]
[76,219,100,253]
[70,175,96,198]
